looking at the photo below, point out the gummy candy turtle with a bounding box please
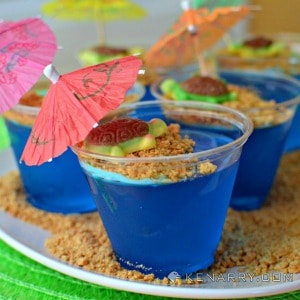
[161,75,237,104]
[84,117,167,156]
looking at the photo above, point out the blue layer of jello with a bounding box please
[231,120,292,210]
[155,70,300,210]
[284,74,300,152]
[80,130,239,278]
[5,119,96,214]
[221,72,299,210]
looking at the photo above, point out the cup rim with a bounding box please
[150,69,300,108]
[12,103,40,116]
[216,52,298,61]
[11,81,146,116]
[216,51,300,65]
[218,31,300,47]
[123,81,146,103]
[216,31,300,58]
[72,100,253,163]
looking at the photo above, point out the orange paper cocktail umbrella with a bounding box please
[144,0,250,71]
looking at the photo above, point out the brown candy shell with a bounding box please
[181,75,229,96]
[86,118,149,146]
[92,45,128,55]
[243,36,273,49]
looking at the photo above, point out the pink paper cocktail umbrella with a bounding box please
[0,17,57,114]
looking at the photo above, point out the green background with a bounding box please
[0,117,10,151]
[0,239,299,300]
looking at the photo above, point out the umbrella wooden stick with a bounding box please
[192,35,209,76]
[92,0,106,46]
[182,0,210,75]
[96,20,106,45]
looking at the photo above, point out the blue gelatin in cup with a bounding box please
[219,71,300,210]
[230,120,292,210]
[85,162,238,278]
[151,70,300,211]
[284,74,300,152]
[285,105,300,152]
[79,130,239,278]
[73,100,252,278]
[5,119,96,214]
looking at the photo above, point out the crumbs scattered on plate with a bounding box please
[0,151,299,284]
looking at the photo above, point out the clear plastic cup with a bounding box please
[3,83,96,214]
[215,32,300,152]
[216,32,300,76]
[72,100,252,278]
[151,70,300,211]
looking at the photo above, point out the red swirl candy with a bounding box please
[86,118,149,146]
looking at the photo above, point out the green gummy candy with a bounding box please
[162,80,236,103]
[228,42,286,58]
[148,118,168,137]
[85,144,125,156]
[160,79,178,95]
[119,135,156,154]
[85,135,157,157]
[85,118,168,157]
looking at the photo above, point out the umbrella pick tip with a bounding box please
[44,64,60,84]
[180,0,191,11]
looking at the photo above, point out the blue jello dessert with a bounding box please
[216,34,300,153]
[284,74,300,153]
[217,35,295,74]
[3,89,96,214]
[73,101,252,278]
[222,72,300,210]
[152,70,300,211]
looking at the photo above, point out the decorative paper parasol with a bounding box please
[144,0,250,72]
[0,17,57,114]
[41,0,147,45]
[21,55,142,166]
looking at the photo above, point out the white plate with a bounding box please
[0,148,300,299]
